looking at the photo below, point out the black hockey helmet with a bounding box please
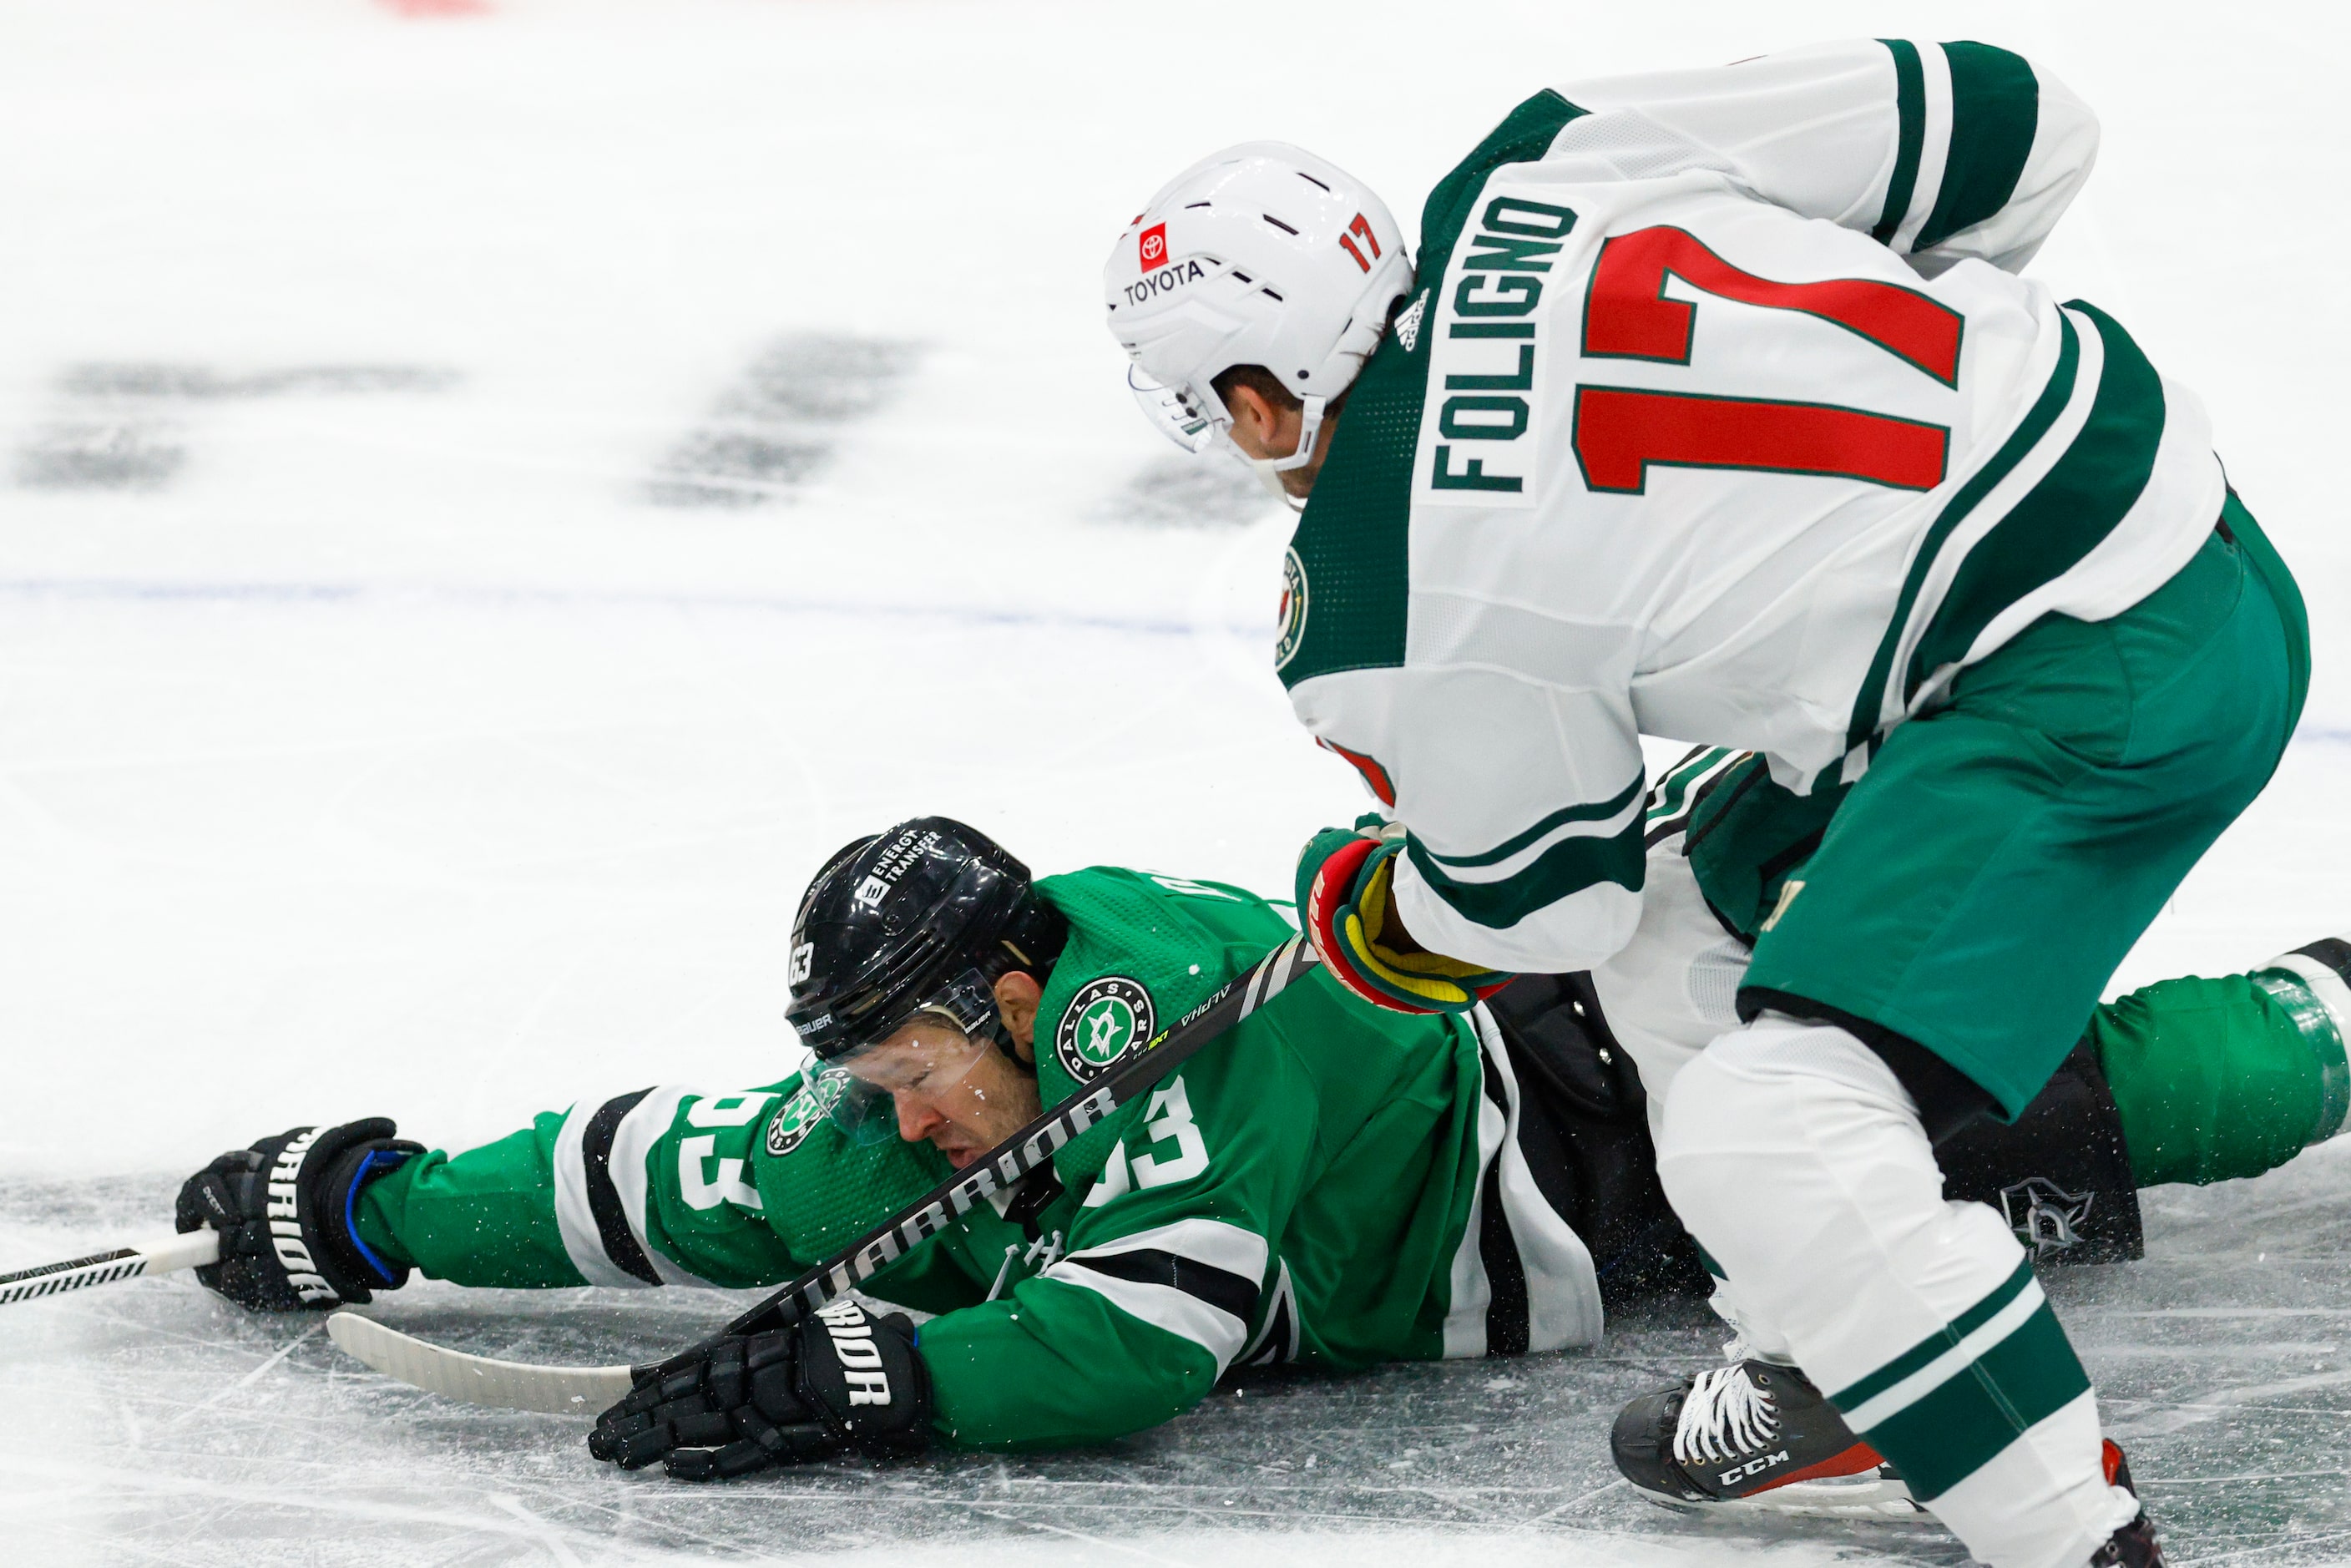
[785,816,1067,1064]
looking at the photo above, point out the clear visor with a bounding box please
[1126,364,1225,455]
[823,969,1001,1140]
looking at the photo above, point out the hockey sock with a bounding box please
[1656,1019,2140,1568]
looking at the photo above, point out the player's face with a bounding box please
[843,1018,1044,1168]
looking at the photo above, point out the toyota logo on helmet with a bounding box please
[1103,142,1412,482]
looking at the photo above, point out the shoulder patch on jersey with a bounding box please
[765,1069,852,1157]
[1054,975,1155,1083]
[1275,545,1309,670]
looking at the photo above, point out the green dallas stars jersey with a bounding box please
[352,866,1602,1451]
[343,851,2340,1453]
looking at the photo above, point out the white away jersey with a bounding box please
[1277,38,2224,974]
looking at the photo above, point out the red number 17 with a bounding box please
[1572,227,1961,494]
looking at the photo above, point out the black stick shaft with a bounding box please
[664,937,1317,1358]
[0,1229,218,1308]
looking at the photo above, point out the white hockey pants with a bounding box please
[1656,1016,2141,1568]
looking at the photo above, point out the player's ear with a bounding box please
[993,971,1043,1062]
[1224,382,1282,453]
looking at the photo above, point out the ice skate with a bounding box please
[2091,1443,2164,1566]
[1615,1349,2162,1553]
[2094,1509,2165,1567]
[1610,1351,1924,1520]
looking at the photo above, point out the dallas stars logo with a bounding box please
[1054,975,1155,1083]
[765,1069,851,1157]
[1080,1002,1129,1059]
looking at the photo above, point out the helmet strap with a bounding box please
[1263,393,1326,472]
[1244,392,1326,511]
[991,1018,1037,1077]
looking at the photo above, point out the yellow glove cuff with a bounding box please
[1347,855,1484,1004]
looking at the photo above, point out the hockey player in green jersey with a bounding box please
[1105,37,2309,1567]
[179,812,2351,1508]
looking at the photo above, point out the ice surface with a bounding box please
[12,1156,2351,1566]
[0,0,2348,1562]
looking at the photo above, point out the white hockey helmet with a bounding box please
[1105,141,1411,473]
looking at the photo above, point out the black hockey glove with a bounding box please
[174,1118,422,1312]
[588,1299,932,1480]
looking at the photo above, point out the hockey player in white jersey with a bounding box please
[1105,38,2311,1568]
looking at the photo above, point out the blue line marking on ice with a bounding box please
[0,578,1264,640]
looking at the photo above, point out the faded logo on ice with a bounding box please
[2000,1177,2095,1258]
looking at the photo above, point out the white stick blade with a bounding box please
[327,1311,637,1414]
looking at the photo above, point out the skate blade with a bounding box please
[1634,1469,1930,1522]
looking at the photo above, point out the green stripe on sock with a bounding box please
[1849,1299,2091,1501]
[1872,40,1926,244]
[1831,1257,2035,1409]
[1916,43,2040,251]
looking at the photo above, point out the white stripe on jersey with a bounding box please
[1859,305,2105,750]
[1442,1039,1511,1359]
[610,1086,708,1288]
[1443,1008,1607,1357]
[1643,746,1747,845]
[1479,1009,1607,1353]
[1955,346,2225,666]
[1235,1257,1302,1368]
[1062,1216,1270,1279]
[1044,1217,1268,1374]
[1889,42,1954,255]
[550,1098,652,1290]
[1413,782,1648,898]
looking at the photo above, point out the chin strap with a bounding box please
[1244,394,1326,510]
[991,1019,1036,1076]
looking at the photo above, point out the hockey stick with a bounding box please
[328,936,1322,1413]
[0,1228,220,1308]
